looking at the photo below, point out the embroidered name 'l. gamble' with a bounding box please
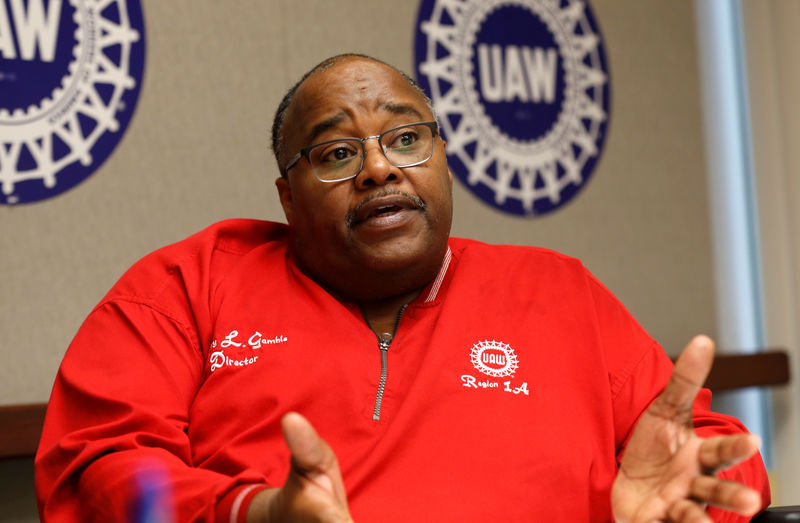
[208,329,288,372]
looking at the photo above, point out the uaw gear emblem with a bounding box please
[414,0,610,216]
[0,0,146,205]
[470,340,519,377]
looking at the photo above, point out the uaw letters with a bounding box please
[0,0,61,62]
[477,44,557,103]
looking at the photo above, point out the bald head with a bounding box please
[271,54,433,175]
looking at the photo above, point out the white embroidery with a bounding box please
[470,340,519,377]
[208,329,287,372]
[462,340,529,396]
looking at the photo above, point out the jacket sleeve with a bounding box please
[35,299,269,522]
[586,272,771,522]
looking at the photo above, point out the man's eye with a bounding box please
[390,132,418,149]
[318,145,357,164]
[332,148,351,160]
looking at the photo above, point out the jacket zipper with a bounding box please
[372,304,408,421]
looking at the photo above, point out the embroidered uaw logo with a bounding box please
[414,0,610,216]
[470,340,519,377]
[0,0,146,205]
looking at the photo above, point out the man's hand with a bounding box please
[612,335,763,522]
[247,412,353,523]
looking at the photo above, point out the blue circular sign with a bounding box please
[0,0,146,205]
[414,0,611,217]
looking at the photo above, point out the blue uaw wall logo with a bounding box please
[0,0,145,205]
[415,0,610,216]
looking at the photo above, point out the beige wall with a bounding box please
[0,0,725,518]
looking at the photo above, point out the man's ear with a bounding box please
[442,139,454,186]
[276,176,294,225]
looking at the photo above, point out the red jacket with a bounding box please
[35,219,769,521]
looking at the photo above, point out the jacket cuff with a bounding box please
[216,483,270,523]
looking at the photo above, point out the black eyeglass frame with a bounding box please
[283,121,439,183]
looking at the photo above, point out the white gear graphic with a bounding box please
[470,340,519,377]
[0,0,141,203]
[417,0,609,215]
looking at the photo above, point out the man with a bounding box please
[36,54,769,522]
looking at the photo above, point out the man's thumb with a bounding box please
[281,412,341,499]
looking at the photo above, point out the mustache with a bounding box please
[345,190,427,229]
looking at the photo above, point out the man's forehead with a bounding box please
[303,102,426,145]
[287,58,430,143]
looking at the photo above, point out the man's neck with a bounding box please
[359,289,421,336]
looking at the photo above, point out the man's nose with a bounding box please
[355,139,403,188]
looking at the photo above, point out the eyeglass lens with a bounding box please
[308,123,434,182]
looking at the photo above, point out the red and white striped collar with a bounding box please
[423,246,452,303]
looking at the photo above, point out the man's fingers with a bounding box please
[666,498,712,523]
[690,475,762,516]
[698,434,760,472]
[652,336,715,420]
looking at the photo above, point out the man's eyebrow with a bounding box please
[378,102,424,120]
[304,103,425,145]
[306,113,348,145]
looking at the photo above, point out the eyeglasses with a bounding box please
[284,121,438,183]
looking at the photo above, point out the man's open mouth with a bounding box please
[348,192,426,228]
[367,205,404,219]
